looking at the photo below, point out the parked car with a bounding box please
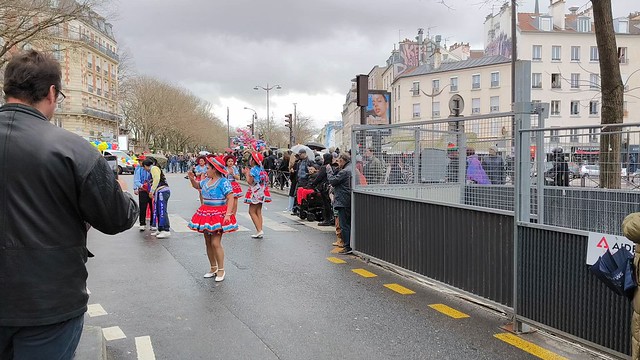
[103,154,119,179]
[103,150,135,175]
[579,164,627,178]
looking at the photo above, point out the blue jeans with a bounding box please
[337,207,351,250]
[0,314,84,360]
[154,189,171,231]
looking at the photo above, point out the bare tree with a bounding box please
[592,0,624,189]
[0,0,108,68]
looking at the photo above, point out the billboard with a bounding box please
[364,90,391,125]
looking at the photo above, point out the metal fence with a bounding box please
[352,113,640,357]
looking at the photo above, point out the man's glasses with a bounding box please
[54,86,66,104]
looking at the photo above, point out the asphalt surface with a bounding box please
[83,173,603,360]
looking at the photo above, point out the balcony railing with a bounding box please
[82,107,121,122]
[49,29,119,61]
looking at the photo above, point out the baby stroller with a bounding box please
[297,187,325,222]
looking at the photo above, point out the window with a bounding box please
[472,74,480,89]
[551,73,561,89]
[577,17,591,32]
[52,43,61,61]
[450,77,458,92]
[570,129,579,143]
[490,72,500,87]
[616,19,629,34]
[590,46,599,61]
[571,46,580,61]
[552,46,561,61]
[589,101,599,115]
[551,129,560,143]
[472,98,481,114]
[412,103,421,119]
[411,81,420,96]
[432,79,440,92]
[571,101,580,115]
[618,47,628,64]
[532,45,542,61]
[590,74,599,89]
[87,53,93,69]
[589,128,598,143]
[540,17,552,31]
[96,58,101,73]
[570,73,580,89]
[532,73,542,88]
[490,96,499,113]
[398,85,400,99]
[432,101,440,118]
[551,100,560,115]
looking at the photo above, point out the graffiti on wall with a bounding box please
[485,31,512,58]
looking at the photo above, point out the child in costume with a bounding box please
[224,154,243,216]
[243,151,271,239]
[187,155,238,282]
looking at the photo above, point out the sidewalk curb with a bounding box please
[74,325,106,360]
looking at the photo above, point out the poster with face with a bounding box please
[365,91,391,125]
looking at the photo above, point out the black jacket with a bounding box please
[327,161,352,209]
[0,104,138,326]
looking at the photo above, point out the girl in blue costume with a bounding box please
[194,155,208,205]
[188,155,238,282]
[243,151,271,239]
[224,154,243,216]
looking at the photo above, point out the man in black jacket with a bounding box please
[0,50,138,359]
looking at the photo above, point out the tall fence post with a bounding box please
[512,60,532,333]
[414,128,420,198]
[351,128,358,251]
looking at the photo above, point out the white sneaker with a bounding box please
[151,230,160,236]
[156,231,171,239]
[139,225,146,231]
[150,227,157,231]
[203,271,216,278]
[251,231,264,239]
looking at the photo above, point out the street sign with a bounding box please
[586,231,636,265]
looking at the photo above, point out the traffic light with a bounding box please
[285,114,293,128]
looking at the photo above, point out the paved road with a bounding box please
[83,173,601,360]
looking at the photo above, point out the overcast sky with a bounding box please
[111,0,637,130]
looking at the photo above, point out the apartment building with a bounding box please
[48,10,121,142]
[485,0,640,145]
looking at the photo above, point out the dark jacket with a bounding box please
[481,155,506,185]
[0,104,138,326]
[327,161,352,209]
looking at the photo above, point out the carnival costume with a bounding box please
[188,156,239,234]
[244,152,272,204]
[224,155,243,198]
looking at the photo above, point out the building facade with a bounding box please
[391,55,512,124]
[484,0,640,137]
[48,11,120,143]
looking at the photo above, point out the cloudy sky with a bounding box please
[111,0,637,130]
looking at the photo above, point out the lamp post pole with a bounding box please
[243,107,257,136]
[254,84,281,143]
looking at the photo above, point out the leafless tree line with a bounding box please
[120,76,229,153]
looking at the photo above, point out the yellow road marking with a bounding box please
[428,304,470,319]
[327,257,346,264]
[330,247,343,254]
[384,283,416,295]
[352,268,377,278]
[494,333,568,360]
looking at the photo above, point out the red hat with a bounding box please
[206,155,228,175]
[223,154,236,165]
[251,151,263,166]
[137,155,146,161]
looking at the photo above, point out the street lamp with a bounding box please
[243,106,257,136]
[253,83,282,142]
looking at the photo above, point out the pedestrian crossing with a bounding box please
[167,212,335,234]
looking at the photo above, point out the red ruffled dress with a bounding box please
[227,166,243,198]
[244,165,272,204]
[188,178,239,234]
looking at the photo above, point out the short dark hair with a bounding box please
[3,50,62,104]
[142,159,154,167]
